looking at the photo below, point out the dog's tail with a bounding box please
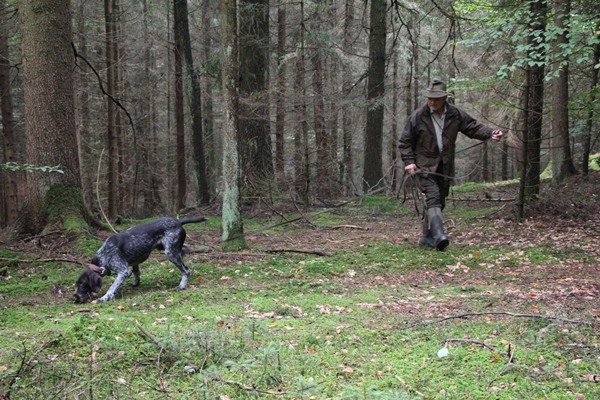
[179,217,208,225]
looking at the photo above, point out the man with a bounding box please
[399,80,504,250]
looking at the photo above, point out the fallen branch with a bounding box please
[209,377,288,396]
[0,257,86,267]
[263,249,327,256]
[451,198,515,202]
[328,225,369,231]
[428,312,592,326]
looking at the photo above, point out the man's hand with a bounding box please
[491,130,504,141]
[405,163,417,175]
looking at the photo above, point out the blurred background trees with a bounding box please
[1,0,598,230]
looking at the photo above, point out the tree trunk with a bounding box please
[582,27,599,176]
[174,0,210,205]
[275,5,287,185]
[239,0,271,192]
[363,0,387,190]
[140,0,161,216]
[19,0,86,233]
[74,0,94,213]
[341,0,355,194]
[202,2,218,193]
[390,50,399,192]
[551,0,577,184]
[310,28,328,197]
[173,5,186,211]
[294,0,310,206]
[220,0,247,250]
[105,0,119,219]
[0,0,21,227]
[523,0,547,202]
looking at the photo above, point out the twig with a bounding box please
[210,377,288,396]
[445,338,496,352]
[134,320,163,350]
[427,311,592,326]
[95,148,117,234]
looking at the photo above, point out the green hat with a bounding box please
[423,80,449,98]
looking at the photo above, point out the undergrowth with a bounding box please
[0,195,598,399]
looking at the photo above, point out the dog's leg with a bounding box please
[131,264,141,287]
[165,249,190,290]
[98,260,131,302]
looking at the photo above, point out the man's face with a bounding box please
[427,96,447,114]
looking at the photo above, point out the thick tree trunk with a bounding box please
[275,5,287,185]
[582,28,599,176]
[523,0,547,202]
[239,0,271,191]
[174,0,210,205]
[202,2,218,193]
[311,36,328,196]
[105,0,119,219]
[341,0,355,194]
[0,0,21,227]
[363,0,387,190]
[551,0,577,184]
[19,0,86,233]
[74,0,94,213]
[220,0,247,250]
[174,6,186,211]
[294,0,310,206]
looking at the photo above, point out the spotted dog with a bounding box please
[74,217,207,303]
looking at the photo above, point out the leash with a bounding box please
[397,168,459,219]
[398,171,427,219]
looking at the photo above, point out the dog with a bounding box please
[74,217,207,303]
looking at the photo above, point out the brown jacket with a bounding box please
[399,103,493,181]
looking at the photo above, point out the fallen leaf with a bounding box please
[437,347,449,358]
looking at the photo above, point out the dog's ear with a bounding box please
[88,270,102,293]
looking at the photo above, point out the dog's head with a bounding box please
[73,265,103,303]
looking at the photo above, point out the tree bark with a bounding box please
[275,5,287,185]
[363,0,387,190]
[173,2,186,211]
[174,0,210,205]
[551,0,577,184]
[523,0,547,202]
[582,27,599,176]
[239,0,271,192]
[0,0,21,227]
[19,0,86,233]
[220,0,247,250]
[310,18,329,197]
[341,0,355,194]
[105,0,119,219]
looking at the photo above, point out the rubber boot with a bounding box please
[426,207,449,251]
[418,216,435,248]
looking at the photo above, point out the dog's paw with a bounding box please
[97,295,113,303]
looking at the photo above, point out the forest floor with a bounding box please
[0,174,599,399]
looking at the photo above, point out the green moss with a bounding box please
[44,186,88,232]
